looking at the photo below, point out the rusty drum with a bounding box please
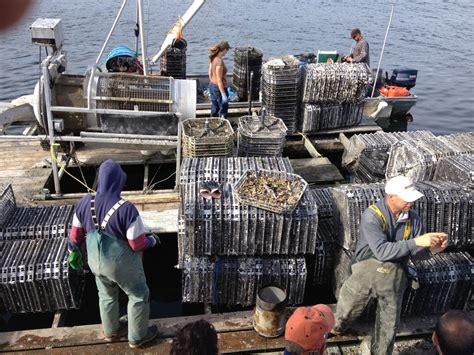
[253,285,288,337]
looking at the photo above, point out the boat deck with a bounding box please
[0,307,446,353]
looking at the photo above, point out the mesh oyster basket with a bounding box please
[237,114,287,156]
[232,47,263,101]
[234,169,308,214]
[181,118,234,158]
[262,56,300,134]
[161,46,187,79]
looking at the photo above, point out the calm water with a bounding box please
[0,0,473,134]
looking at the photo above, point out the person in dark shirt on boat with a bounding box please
[68,159,160,348]
[333,175,448,355]
[208,40,231,118]
[432,310,474,355]
[344,28,370,66]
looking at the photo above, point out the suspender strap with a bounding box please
[369,205,387,232]
[90,196,99,229]
[89,196,126,231]
[403,219,411,240]
[369,205,411,240]
[100,199,126,231]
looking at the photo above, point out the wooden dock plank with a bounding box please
[141,209,178,234]
[291,157,344,185]
[0,141,51,204]
[0,308,452,352]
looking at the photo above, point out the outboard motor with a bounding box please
[386,68,418,90]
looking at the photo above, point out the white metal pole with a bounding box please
[95,0,128,66]
[151,0,206,64]
[135,4,140,54]
[88,0,128,109]
[371,4,395,98]
[137,0,148,75]
[42,56,62,195]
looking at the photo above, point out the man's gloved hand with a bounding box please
[69,251,83,271]
[148,233,161,248]
[221,92,228,104]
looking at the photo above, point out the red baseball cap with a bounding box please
[285,305,335,353]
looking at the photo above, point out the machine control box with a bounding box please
[30,18,64,50]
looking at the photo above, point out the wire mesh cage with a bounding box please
[262,56,300,134]
[433,154,474,187]
[386,132,474,182]
[181,118,234,158]
[232,47,263,101]
[161,46,187,79]
[181,255,307,305]
[298,102,364,133]
[0,238,84,313]
[179,157,294,185]
[342,131,435,183]
[234,169,308,214]
[402,251,473,316]
[1,204,75,241]
[237,114,287,157]
[178,181,318,258]
[94,73,172,112]
[301,63,370,104]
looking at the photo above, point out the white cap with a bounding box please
[385,175,423,203]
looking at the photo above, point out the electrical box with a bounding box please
[30,18,64,50]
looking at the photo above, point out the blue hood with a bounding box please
[97,159,126,197]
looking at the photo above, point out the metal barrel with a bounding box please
[253,285,288,338]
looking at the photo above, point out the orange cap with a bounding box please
[285,305,335,353]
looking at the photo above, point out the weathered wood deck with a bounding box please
[0,307,447,353]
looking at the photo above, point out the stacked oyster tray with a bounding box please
[0,238,84,313]
[298,103,364,132]
[342,130,435,182]
[232,47,263,101]
[262,56,300,134]
[298,63,369,132]
[0,184,84,313]
[433,154,474,187]
[182,255,306,305]
[181,118,234,158]
[402,251,473,315]
[179,157,318,305]
[386,132,474,182]
[307,188,337,287]
[237,114,287,157]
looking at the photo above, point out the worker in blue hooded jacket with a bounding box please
[68,159,159,348]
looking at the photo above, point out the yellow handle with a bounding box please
[50,143,95,193]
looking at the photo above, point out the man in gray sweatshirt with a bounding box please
[333,176,448,355]
[345,28,370,66]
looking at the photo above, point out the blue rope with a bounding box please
[212,256,221,305]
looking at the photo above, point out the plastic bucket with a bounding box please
[253,285,288,337]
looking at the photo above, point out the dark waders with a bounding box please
[335,258,408,355]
